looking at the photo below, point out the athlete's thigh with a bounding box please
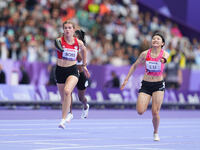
[152,91,164,112]
[137,92,151,112]
[64,75,79,92]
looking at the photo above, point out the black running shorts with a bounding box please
[77,72,89,90]
[139,80,165,96]
[55,65,79,84]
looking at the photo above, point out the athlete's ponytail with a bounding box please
[75,30,86,45]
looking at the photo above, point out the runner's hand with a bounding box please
[120,79,128,90]
[77,53,82,62]
[83,66,90,78]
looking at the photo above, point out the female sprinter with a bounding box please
[65,29,90,122]
[121,32,169,141]
[54,20,90,129]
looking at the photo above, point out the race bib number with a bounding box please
[146,61,161,72]
[62,48,77,60]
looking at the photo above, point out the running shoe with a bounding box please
[66,113,73,123]
[153,133,160,141]
[58,119,66,129]
[81,104,89,119]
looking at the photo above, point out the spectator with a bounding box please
[0,36,8,60]
[126,46,140,64]
[184,44,195,68]
[47,64,56,85]
[0,0,198,68]
[194,44,200,66]
[19,66,30,84]
[164,54,182,89]
[0,64,6,84]
[104,71,120,88]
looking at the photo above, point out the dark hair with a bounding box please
[75,29,86,45]
[152,31,165,47]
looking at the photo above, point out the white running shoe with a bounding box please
[153,133,160,141]
[66,113,73,123]
[81,104,89,119]
[58,119,66,129]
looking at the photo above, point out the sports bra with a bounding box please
[57,36,79,61]
[145,49,165,76]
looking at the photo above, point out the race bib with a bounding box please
[146,61,161,72]
[62,48,77,61]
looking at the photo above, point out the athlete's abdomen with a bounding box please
[56,59,77,67]
[143,74,164,82]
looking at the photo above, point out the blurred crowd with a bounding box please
[0,0,200,69]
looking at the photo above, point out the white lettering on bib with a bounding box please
[146,61,161,72]
[62,48,77,61]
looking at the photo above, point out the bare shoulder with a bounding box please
[135,50,148,64]
[139,50,148,58]
[77,39,84,45]
[77,39,85,50]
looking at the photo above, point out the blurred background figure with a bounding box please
[0,0,199,68]
[0,36,8,60]
[164,54,182,89]
[104,71,120,88]
[19,65,30,84]
[47,64,56,86]
[0,64,6,84]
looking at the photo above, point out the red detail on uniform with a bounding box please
[57,36,79,59]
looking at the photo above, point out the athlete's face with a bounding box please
[63,23,74,38]
[151,35,164,48]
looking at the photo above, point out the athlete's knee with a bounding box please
[78,96,84,102]
[64,88,72,96]
[137,111,143,115]
[136,105,146,115]
[79,96,87,104]
[137,108,145,115]
[138,110,145,115]
[152,110,159,117]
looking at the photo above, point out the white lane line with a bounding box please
[0,123,150,127]
[0,138,92,144]
[0,119,199,124]
[0,126,145,131]
[0,123,56,126]
[0,132,88,137]
[0,122,152,126]
[0,135,198,142]
[34,142,80,146]
[0,126,117,131]
[0,128,61,131]
[0,120,199,127]
[0,124,200,131]
[33,142,184,150]
[160,125,200,128]
[123,147,174,150]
